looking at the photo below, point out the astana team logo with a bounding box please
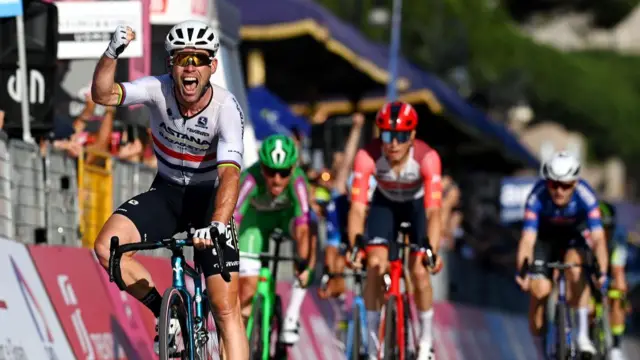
[271,139,287,165]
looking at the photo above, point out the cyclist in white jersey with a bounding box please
[91,21,248,359]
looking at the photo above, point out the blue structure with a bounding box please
[247,86,311,140]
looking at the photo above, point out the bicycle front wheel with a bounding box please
[383,296,398,360]
[159,288,191,360]
[555,302,567,360]
[195,295,220,360]
[350,305,362,360]
[249,295,265,360]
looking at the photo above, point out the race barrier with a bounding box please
[2,236,640,359]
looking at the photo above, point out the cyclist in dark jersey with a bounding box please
[515,151,608,356]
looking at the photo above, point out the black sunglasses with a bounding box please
[547,180,575,190]
[263,166,292,178]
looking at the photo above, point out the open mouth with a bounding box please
[182,77,198,95]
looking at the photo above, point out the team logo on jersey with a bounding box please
[196,116,208,129]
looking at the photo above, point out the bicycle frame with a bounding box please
[379,259,408,360]
[246,267,277,360]
[345,270,368,357]
[169,248,209,360]
[245,229,293,360]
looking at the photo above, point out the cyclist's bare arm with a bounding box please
[335,113,365,195]
[294,224,311,263]
[91,56,125,106]
[348,202,366,248]
[420,149,443,252]
[517,230,537,271]
[590,228,609,274]
[211,95,245,224]
[349,148,375,247]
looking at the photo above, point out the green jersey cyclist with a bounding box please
[235,135,315,345]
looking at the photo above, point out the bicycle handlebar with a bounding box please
[518,258,585,279]
[108,229,233,291]
[319,268,365,291]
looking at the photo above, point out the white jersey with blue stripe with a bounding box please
[118,74,245,185]
[523,179,603,232]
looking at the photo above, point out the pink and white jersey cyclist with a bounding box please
[350,103,443,252]
[347,101,443,360]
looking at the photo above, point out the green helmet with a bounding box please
[598,200,616,228]
[259,134,298,169]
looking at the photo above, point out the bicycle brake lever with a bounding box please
[211,228,231,283]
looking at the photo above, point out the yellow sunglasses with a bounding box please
[171,53,212,67]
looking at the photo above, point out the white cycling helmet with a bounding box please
[164,20,220,56]
[542,151,581,182]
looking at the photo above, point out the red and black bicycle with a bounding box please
[361,222,437,360]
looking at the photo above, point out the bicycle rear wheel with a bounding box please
[159,288,191,360]
[249,295,265,360]
[383,296,398,360]
[349,305,362,360]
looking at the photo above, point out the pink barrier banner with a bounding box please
[96,257,158,360]
[0,238,75,359]
[29,245,131,360]
[276,283,345,360]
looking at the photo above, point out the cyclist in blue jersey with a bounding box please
[515,151,608,356]
[317,173,377,299]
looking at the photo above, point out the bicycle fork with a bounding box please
[381,260,406,360]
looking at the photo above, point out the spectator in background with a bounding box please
[317,112,366,299]
[441,175,463,250]
[0,110,4,130]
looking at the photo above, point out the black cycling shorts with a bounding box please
[114,175,239,278]
[365,190,426,261]
[532,226,588,279]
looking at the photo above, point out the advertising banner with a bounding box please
[56,1,143,59]
[28,245,130,360]
[0,238,75,360]
[150,0,208,25]
[500,176,537,224]
[95,255,157,360]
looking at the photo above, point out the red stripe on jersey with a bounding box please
[152,134,217,162]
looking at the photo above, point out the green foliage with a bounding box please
[314,0,640,159]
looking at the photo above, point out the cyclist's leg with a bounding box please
[236,207,270,321]
[564,238,595,353]
[363,192,394,358]
[528,239,554,336]
[281,210,312,344]
[319,231,346,299]
[610,244,628,358]
[320,193,349,299]
[188,188,246,360]
[94,177,178,315]
[406,196,434,358]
